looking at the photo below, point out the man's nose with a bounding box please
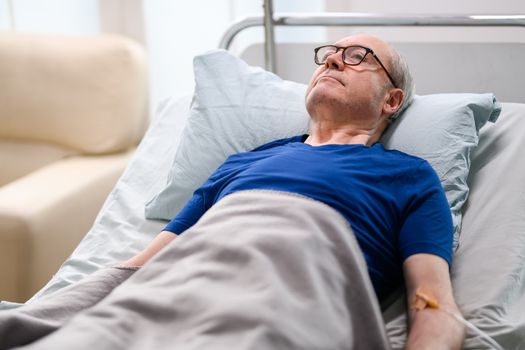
[325,50,345,71]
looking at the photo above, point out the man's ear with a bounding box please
[382,88,404,117]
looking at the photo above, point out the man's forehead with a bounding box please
[334,34,391,54]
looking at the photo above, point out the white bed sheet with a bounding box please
[3,96,524,348]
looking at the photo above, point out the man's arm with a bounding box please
[119,231,177,268]
[403,253,465,350]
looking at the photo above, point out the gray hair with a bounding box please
[388,49,415,122]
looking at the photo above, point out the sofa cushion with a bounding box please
[0,140,74,186]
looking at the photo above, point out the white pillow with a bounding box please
[145,49,501,248]
[145,50,309,219]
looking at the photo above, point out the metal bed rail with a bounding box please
[218,11,525,73]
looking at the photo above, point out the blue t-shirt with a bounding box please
[164,135,453,299]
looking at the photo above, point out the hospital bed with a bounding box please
[1,7,524,350]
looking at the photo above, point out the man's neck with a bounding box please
[305,122,377,146]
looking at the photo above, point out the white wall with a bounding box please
[0,0,99,33]
[143,0,325,109]
[0,0,12,30]
[143,1,234,107]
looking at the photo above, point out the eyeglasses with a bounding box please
[314,45,398,89]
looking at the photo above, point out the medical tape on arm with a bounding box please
[411,288,504,350]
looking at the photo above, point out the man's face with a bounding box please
[305,34,396,125]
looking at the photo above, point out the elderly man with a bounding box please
[0,34,464,349]
[122,34,464,349]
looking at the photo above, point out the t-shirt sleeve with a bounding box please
[162,159,232,234]
[397,161,454,266]
[163,188,206,234]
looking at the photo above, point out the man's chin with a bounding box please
[307,89,341,104]
[306,91,345,115]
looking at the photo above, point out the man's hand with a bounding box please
[403,253,465,350]
[119,231,177,268]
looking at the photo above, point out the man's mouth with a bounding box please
[317,75,344,86]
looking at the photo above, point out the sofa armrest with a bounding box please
[0,150,134,302]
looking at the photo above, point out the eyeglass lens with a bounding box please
[316,46,369,65]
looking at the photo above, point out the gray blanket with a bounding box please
[1,190,391,349]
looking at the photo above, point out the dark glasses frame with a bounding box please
[314,44,398,89]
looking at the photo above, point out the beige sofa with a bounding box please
[0,32,149,302]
